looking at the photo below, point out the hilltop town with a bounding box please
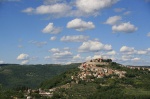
[76,58,126,81]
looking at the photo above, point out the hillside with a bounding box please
[0,63,80,89]
[0,60,150,99]
[40,60,150,99]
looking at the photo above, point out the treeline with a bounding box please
[0,63,80,90]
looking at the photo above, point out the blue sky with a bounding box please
[0,0,150,65]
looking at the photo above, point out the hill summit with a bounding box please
[38,58,150,99]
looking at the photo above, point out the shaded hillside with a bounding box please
[0,63,80,89]
[41,62,150,99]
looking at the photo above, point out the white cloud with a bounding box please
[112,22,138,33]
[42,23,61,34]
[21,60,29,65]
[106,50,116,55]
[76,0,119,14]
[50,36,57,41]
[17,53,29,60]
[66,18,95,31]
[120,46,136,54]
[104,16,122,25]
[46,48,74,63]
[49,48,60,53]
[93,55,103,59]
[0,60,4,64]
[22,0,119,17]
[78,40,112,52]
[137,50,147,55]
[114,8,125,12]
[22,3,71,17]
[73,54,82,60]
[147,32,150,37]
[60,35,89,42]
[120,46,149,55]
[120,46,135,52]
[17,53,31,64]
[53,51,73,60]
[35,4,71,15]
[22,7,34,14]
[132,58,141,61]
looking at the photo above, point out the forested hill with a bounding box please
[40,62,150,99]
[0,63,80,89]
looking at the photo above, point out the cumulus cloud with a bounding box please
[50,36,56,41]
[22,7,34,14]
[49,48,60,53]
[132,58,141,61]
[120,46,135,52]
[21,60,29,65]
[22,0,119,17]
[36,4,71,15]
[67,18,95,31]
[53,51,73,60]
[112,22,138,33]
[23,3,71,16]
[137,50,148,55]
[73,54,82,60]
[17,53,31,64]
[78,40,112,52]
[76,0,119,15]
[60,35,89,42]
[46,47,74,63]
[106,50,116,55]
[120,46,136,54]
[93,55,103,59]
[147,32,150,37]
[17,53,29,60]
[120,46,148,55]
[104,16,122,25]
[42,23,61,34]
[49,48,72,59]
